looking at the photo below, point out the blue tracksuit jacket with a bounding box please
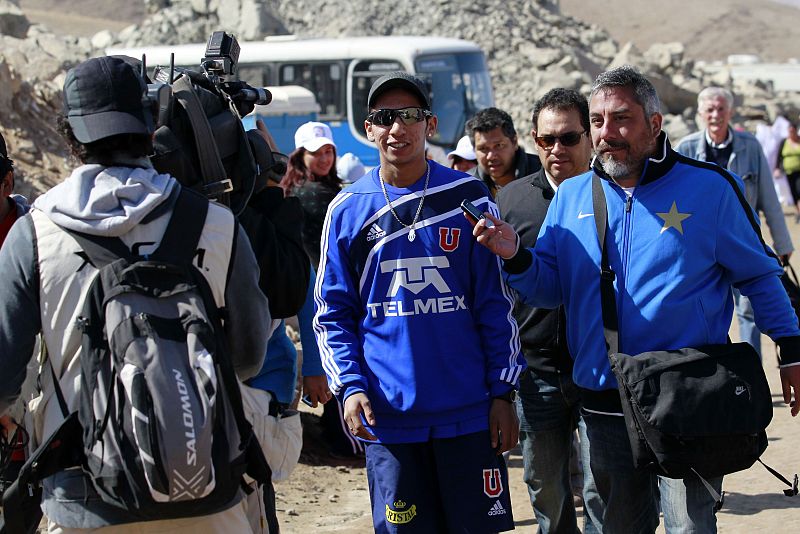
[504,134,800,412]
[314,161,524,443]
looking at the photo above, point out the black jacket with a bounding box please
[472,147,541,197]
[238,187,311,319]
[495,168,572,375]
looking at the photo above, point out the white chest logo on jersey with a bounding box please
[367,223,387,242]
[380,257,452,297]
[367,256,467,319]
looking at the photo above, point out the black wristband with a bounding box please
[502,247,533,274]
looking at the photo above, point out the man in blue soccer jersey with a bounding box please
[314,72,525,533]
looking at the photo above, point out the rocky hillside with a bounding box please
[1,0,799,197]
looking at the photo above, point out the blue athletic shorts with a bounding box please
[365,430,515,533]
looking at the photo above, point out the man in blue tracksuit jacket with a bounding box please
[475,66,800,534]
[315,72,525,533]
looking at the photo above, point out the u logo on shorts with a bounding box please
[482,468,503,498]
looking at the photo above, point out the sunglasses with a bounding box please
[367,107,432,126]
[534,131,586,149]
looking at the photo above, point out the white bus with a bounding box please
[107,35,494,166]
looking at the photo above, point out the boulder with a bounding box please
[0,0,29,39]
[644,42,685,72]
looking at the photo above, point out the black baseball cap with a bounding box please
[63,56,154,143]
[367,71,431,110]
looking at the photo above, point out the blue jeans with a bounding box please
[516,369,584,534]
[733,288,761,358]
[579,411,723,534]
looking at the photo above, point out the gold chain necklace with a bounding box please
[379,162,430,242]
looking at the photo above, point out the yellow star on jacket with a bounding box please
[656,201,692,235]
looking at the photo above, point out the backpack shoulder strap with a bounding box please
[151,186,209,263]
[64,186,209,268]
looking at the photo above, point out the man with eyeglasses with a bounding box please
[467,107,542,197]
[495,88,592,534]
[472,66,800,533]
[315,71,524,533]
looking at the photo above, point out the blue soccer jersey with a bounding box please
[314,161,525,443]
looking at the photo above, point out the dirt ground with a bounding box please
[278,212,800,533]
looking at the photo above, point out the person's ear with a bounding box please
[651,112,663,137]
[365,120,374,142]
[426,115,438,138]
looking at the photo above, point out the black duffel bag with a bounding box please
[609,343,770,479]
[590,175,796,498]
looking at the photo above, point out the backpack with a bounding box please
[1,189,277,530]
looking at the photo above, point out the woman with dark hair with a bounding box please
[281,121,364,459]
[281,121,342,269]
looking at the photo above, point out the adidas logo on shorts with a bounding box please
[487,500,507,516]
[367,223,387,241]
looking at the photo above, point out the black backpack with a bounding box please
[1,189,277,531]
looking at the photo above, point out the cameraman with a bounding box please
[0,56,270,532]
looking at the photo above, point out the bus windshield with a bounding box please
[415,52,493,147]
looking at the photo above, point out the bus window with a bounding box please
[279,62,346,121]
[415,52,493,147]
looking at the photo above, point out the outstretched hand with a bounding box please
[343,392,378,441]
[469,212,520,260]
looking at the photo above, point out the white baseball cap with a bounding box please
[294,121,336,152]
[447,135,477,161]
[337,152,366,184]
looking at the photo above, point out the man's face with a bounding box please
[590,86,662,183]
[0,170,12,198]
[533,107,592,184]
[364,89,436,169]
[698,95,733,140]
[472,127,518,182]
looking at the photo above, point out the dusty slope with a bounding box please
[18,0,142,36]
[15,0,800,63]
[560,0,800,62]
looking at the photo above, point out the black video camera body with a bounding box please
[145,31,286,215]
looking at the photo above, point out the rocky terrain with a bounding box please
[2,2,800,532]
[1,0,799,196]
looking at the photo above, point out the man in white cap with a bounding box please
[447,135,478,173]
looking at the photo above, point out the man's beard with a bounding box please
[596,139,653,180]
[600,154,633,179]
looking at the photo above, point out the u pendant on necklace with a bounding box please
[408,228,416,242]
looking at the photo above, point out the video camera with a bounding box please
[144,31,288,216]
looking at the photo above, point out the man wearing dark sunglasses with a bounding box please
[466,107,542,197]
[495,88,592,534]
[315,71,524,533]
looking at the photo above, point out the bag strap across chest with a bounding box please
[66,186,208,269]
